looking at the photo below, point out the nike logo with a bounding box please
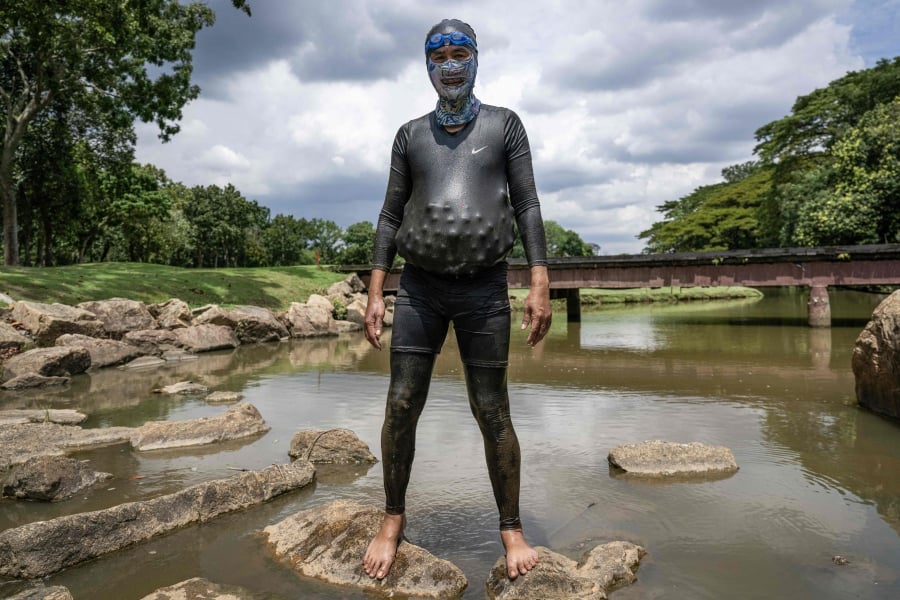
[472,145,488,154]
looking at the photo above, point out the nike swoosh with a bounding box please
[472,145,488,154]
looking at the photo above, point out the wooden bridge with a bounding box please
[347,244,900,327]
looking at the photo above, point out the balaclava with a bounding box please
[425,19,480,127]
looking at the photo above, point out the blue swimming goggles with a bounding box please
[425,31,476,51]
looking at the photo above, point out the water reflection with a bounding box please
[1,288,899,599]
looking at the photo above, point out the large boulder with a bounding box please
[0,461,315,578]
[284,301,336,338]
[608,440,738,477]
[486,542,646,600]
[148,298,192,329]
[56,333,145,368]
[139,578,255,600]
[2,455,112,502]
[1,347,91,383]
[288,428,377,464]
[171,324,239,353]
[122,329,180,356]
[76,298,157,339]
[0,321,32,354]
[194,303,290,343]
[130,402,270,451]
[10,301,104,346]
[263,499,468,599]
[0,410,86,426]
[852,290,900,419]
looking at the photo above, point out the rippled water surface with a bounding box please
[2,288,900,599]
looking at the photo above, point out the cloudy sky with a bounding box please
[134,0,898,254]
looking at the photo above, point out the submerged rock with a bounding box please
[608,440,738,477]
[486,542,646,600]
[206,391,243,405]
[0,461,315,578]
[138,578,255,599]
[288,428,377,464]
[152,380,210,395]
[7,585,73,600]
[263,499,467,599]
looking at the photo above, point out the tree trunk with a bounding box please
[0,170,18,266]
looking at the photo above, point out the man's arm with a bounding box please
[522,265,551,346]
[364,268,388,350]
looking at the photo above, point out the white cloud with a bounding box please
[135,0,886,254]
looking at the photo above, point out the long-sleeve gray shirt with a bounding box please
[372,105,548,276]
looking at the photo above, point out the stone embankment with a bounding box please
[0,274,391,390]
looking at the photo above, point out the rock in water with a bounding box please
[852,290,900,419]
[608,440,738,477]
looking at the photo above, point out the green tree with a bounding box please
[338,221,375,265]
[307,218,343,264]
[262,214,315,266]
[511,220,591,258]
[639,167,773,253]
[793,97,900,246]
[184,184,269,267]
[0,0,249,265]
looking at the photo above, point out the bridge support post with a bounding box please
[807,285,831,328]
[550,288,581,322]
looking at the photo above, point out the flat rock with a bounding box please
[608,440,738,477]
[0,409,87,425]
[2,455,112,502]
[263,499,467,599]
[123,356,167,369]
[486,542,646,600]
[1,374,70,390]
[161,349,198,362]
[138,577,255,600]
[0,422,133,476]
[288,428,377,464]
[0,461,315,578]
[130,403,270,451]
[206,391,243,405]
[152,381,210,395]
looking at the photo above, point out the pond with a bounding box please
[1,287,899,599]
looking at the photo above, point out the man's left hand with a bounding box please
[521,265,551,346]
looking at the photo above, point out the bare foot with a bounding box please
[500,529,539,580]
[363,513,405,580]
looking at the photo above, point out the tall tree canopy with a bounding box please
[641,56,900,252]
[0,0,248,265]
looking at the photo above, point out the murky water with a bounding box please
[2,288,900,599]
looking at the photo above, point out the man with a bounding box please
[362,18,552,582]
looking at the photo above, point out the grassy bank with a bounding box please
[0,263,764,312]
[510,285,763,308]
[0,263,348,311]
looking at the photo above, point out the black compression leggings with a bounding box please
[381,351,523,530]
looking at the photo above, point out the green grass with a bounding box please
[0,263,349,311]
[510,286,763,307]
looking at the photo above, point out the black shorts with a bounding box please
[390,262,511,368]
